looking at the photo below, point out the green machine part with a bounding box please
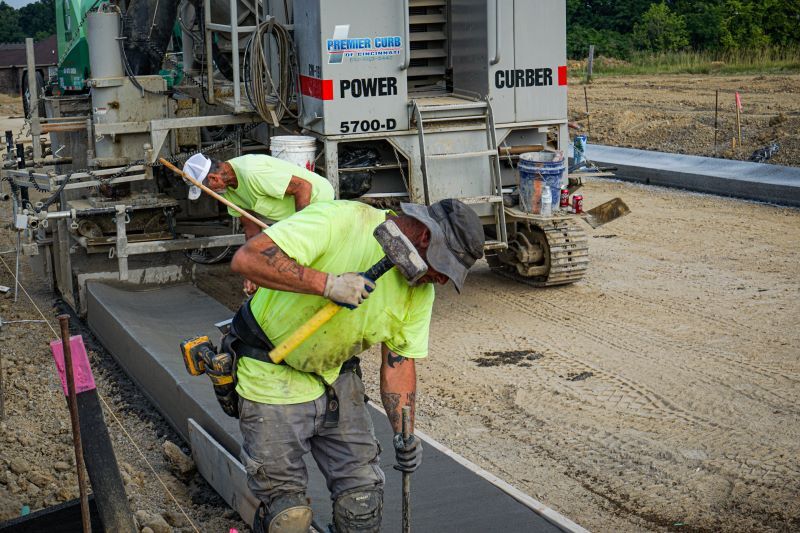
[55,0,99,92]
[54,0,184,92]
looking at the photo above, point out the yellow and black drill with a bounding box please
[180,336,239,418]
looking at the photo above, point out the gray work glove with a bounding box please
[323,273,375,309]
[393,433,423,473]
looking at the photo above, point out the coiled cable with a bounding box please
[244,18,300,125]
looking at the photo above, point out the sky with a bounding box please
[5,0,35,8]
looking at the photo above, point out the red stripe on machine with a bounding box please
[300,75,333,100]
[558,65,568,86]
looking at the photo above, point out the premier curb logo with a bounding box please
[328,25,351,64]
[326,25,402,64]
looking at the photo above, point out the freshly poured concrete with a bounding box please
[584,145,800,206]
[87,282,581,532]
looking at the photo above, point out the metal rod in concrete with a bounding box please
[57,314,92,533]
[402,405,411,533]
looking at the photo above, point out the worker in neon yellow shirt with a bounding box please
[182,152,335,238]
[183,152,335,294]
[227,199,484,533]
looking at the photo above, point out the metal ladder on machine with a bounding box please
[412,98,508,251]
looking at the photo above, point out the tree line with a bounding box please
[568,0,800,58]
[0,0,56,43]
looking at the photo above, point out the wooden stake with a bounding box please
[586,44,595,82]
[57,315,91,533]
[736,102,742,150]
[714,90,719,155]
[584,86,590,136]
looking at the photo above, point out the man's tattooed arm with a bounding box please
[387,351,407,368]
[380,344,417,434]
[231,234,327,295]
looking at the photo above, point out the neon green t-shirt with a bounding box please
[235,201,435,405]
[224,154,335,222]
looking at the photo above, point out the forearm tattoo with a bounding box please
[381,392,401,430]
[260,245,305,280]
[387,351,407,368]
[381,391,416,432]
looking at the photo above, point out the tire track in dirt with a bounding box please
[434,291,800,527]
[457,286,726,430]
[533,290,800,414]
[468,280,788,427]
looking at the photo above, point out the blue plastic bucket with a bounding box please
[519,151,565,213]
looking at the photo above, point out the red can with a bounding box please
[560,188,570,208]
[572,195,584,214]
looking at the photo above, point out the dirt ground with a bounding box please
[568,73,800,167]
[0,75,799,533]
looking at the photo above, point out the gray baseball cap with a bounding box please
[401,199,485,292]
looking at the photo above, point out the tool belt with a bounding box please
[222,300,361,427]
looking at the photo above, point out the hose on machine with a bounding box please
[243,18,300,126]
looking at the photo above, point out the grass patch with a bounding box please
[570,48,800,78]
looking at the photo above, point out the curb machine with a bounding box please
[3,0,608,314]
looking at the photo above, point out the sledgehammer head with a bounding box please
[373,220,428,284]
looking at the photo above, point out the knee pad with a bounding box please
[333,487,383,533]
[253,494,313,533]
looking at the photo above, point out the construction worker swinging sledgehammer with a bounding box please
[222,198,484,532]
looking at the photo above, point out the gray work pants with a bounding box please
[239,370,385,506]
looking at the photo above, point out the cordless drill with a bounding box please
[180,336,238,418]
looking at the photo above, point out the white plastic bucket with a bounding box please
[269,135,317,171]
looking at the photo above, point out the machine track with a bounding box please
[489,216,590,287]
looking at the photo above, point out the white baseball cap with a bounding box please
[182,153,212,201]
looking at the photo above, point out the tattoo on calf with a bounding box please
[387,351,407,368]
[260,245,305,280]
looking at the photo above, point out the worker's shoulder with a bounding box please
[228,153,276,170]
[301,199,385,218]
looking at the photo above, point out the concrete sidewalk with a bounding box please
[581,145,800,207]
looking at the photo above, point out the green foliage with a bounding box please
[19,0,56,42]
[0,1,25,43]
[567,26,633,60]
[569,0,800,60]
[632,3,690,53]
[570,47,800,78]
[0,0,55,43]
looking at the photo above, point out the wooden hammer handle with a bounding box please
[159,157,268,230]
[268,301,342,364]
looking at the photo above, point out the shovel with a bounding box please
[580,197,630,229]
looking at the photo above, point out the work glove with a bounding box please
[323,273,375,309]
[393,433,423,473]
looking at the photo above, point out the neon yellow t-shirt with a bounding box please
[235,201,435,405]
[224,154,335,222]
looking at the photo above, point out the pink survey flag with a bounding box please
[735,92,742,111]
[50,335,97,396]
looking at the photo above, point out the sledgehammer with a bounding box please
[267,219,428,363]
